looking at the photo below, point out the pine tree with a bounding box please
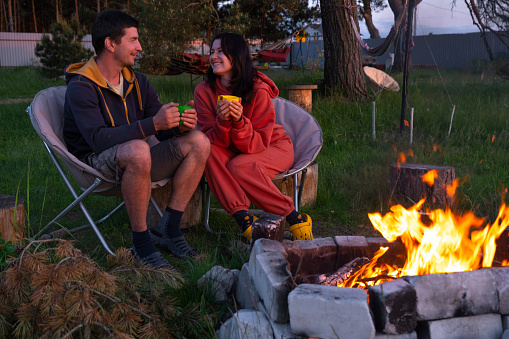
[34,16,94,79]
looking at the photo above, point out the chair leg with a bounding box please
[149,196,163,217]
[203,181,229,235]
[293,168,308,212]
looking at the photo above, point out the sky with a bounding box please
[357,0,478,38]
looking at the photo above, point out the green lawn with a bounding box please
[1,65,509,337]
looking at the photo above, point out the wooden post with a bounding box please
[147,180,203,229]
[0,195,25,243]
[285,84,318,114]
[274,161,318,208]
[389,163,455,209]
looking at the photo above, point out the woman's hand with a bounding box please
[216,99,232,121]
[228,99,243,122]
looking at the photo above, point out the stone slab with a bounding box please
[366,237,407,267]
[369,278,417,334]
[404,269,499,321]
[251,213,285,244]
[235,263,260,310]
[490,267,509,314]
[335,235,370,267]
[251,250,293,323]
[288,284,375,339]
[416,313,502,339]
[375,332,417,339]
[217,309,274,339]
[283,237,337,277]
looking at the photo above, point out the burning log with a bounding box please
[315,257,370,286]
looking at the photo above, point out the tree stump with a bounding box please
[389,163,455,209]
[0,195,25,243]
[285,84,318,114]
[147,180,203,229]
[274,161,318,208]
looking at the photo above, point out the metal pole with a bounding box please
[410,107,414,145]
[400,0,415,135]
[372,101,376,140]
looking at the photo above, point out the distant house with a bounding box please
[302,23,323,41]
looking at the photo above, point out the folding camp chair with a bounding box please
[203,96,323,233]
[27,86,169,255]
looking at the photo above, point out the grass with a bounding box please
[1,64,509,336]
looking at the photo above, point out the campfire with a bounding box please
[334,170,509,290]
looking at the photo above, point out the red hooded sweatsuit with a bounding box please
[194,72,295,216]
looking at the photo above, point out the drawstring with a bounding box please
[135,78,143,111]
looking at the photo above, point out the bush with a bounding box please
[35,17,93,79]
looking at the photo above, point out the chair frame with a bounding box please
[28,86,166,255]
[203,97,322,234]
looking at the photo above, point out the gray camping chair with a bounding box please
[203,96,323,233]
[27,86,169,255]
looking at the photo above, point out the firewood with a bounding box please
[315,257,370,286]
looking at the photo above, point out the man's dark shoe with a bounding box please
[151,231,199,259]
[130,248,174,269]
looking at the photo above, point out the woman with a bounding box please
[194,32,313,242]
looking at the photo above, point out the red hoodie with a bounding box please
[194,72,287,154]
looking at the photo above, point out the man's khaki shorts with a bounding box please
[82,137,184,182]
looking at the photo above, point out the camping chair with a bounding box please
[203,96,323,233]
[27,86,169,255]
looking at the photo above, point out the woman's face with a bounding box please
[210,39,233,78]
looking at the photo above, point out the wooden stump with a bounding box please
[275,161,318,208]
[389,163,455,209]
[285,84,318,114]
[0,195,25,243]
[147,180,203,229]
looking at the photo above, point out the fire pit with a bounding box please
[216,172,509,338]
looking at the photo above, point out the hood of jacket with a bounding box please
[64,56,136,87]
[254,71,279,99]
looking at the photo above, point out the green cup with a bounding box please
[177,105,192,125]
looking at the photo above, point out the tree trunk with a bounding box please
[7,0,13,31]
[320,0,369,101]
[32,0,37,32]
[75,0,79,24]
[360,0,380,38]
[389,0,422,72]
[97,0,100,13]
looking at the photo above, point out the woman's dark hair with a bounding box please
[92,10,139,56]
[206,32,259,103]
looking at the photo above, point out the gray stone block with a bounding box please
[369,278,417,334]
[375,332,417,339]
[198,265,239,302]
[416,313,503,339]
[256,301,307,339]
[288,284,375,339]
[235,263,260,310]
[503,315,509,329]
[251,250,293,323]
[249,238,286,274]
[490,267,509,314]
[217,309,274,339]
[335,235,370,267]
[283,237,337,277]
[403,269,499,321]
[504,329,509,339]
[251,212,285,243]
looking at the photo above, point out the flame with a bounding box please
[422,170,438,186]
[492,135,495,142]
[447,178,460,198]
[339,177,509,289]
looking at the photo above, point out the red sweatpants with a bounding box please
[206,136,295,216]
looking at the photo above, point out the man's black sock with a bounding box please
[132,229,158,258]
[163,207,184,238]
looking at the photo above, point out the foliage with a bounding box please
[228,0,320,42]
[130,0,249,75]
[0,239,213,338]
[0,233,15,271]
[34,17,94,79]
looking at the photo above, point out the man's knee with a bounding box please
[181,130,210,158]
[116,139,151,171]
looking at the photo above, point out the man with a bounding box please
[63,10,210,268]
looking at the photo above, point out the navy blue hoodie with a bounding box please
[64,57,164,159]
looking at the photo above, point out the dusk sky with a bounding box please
[358,0,478,37]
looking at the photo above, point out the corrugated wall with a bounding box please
[286,31,508,70]
[0,32,93,67]
[1,31,507,70]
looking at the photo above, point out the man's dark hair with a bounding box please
[206,32,259,104]
[92,10,139,56]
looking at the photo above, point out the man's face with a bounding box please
[113,27,142,67]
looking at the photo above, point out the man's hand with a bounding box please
[153,103,180,131]
[178,100,197,132]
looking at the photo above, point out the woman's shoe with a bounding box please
[289,213,313,241]
[242,215,259,242]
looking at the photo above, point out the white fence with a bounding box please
[0,32,93,67]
